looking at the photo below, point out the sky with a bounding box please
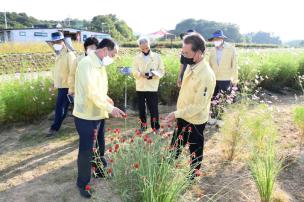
[1,0,304,41]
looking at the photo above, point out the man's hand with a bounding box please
[163,112,176,124]
[107,98,114,106]
[110,107,126,118]
[68,90,74,96]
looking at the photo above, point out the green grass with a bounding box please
[0,76,55,125]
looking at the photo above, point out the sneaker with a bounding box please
[46,129,57,137]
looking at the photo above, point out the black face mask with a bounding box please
[183,57,196,65]
[142,50,150,56]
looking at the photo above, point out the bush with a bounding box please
[105,131,191,202]
[0,77,56,125]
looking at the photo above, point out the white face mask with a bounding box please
[53,44,63,52]
[214,40,223,47]
[102,55,114,66]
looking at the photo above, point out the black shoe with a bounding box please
[78,186,92,199]
[46,129,57,137]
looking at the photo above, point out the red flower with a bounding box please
[109,159,114,164]
[161,125,165,129]
[85,185,91,191]
[152,117,157,122]
[152,128,156,132]
[134,162,140,170]
[130,138,134,143]
[110,137,114,142]
[188,127,192,132]
[114,144,119,152]
[168,124,172,128]
[114,128,121,134]
[108,147,113,153]
[194,169,202,177]
[178,135,183,140]
[107,167,113,174]
[182,127,186,132]
[135,129,141,136]
[147,138,152,144]
[142,122,147,127]
[120,138,126,143]
[107,128,112,132]
[143,134,150,142]
[123,114,128,119]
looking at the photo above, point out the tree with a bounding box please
[91,14,134,42]
[174,18,243,42]
[245,32,282,45]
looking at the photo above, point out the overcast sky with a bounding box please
[1,0,303,41]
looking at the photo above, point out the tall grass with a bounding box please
[244,105,283,202]
[293,106,304,148]
[220,103,246,161]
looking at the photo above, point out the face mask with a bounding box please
[86,49,95,55]
[102,55,114,66]
[142,50,150,56]
[214,40,223,47]
[53,44,63,52]
[184,57,196,65]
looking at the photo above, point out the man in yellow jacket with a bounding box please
[165,33,216,180]
[73,38,125,199]
[208,30,238,96]
[47,32,77,137]
[132,37,165,132]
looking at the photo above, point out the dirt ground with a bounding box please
[0,95,303,202]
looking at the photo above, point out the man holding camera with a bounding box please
[132,37,165,133]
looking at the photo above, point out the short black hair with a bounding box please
[97,38,116,50]
[183,33,206,53]
[84,37,99,51]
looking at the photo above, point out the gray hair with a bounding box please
[137,37,150,46]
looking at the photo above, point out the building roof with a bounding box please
[0,27,108,35]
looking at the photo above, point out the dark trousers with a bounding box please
[137,91,160,130]
[51,88,70,131]
[74,117,106,189]
[170,118,206,171]
[213,80,232,97]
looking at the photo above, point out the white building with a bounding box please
[0,28,111,43]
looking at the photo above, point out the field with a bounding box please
[0,42,304,202]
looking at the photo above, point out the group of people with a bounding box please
[46,29,238,198]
